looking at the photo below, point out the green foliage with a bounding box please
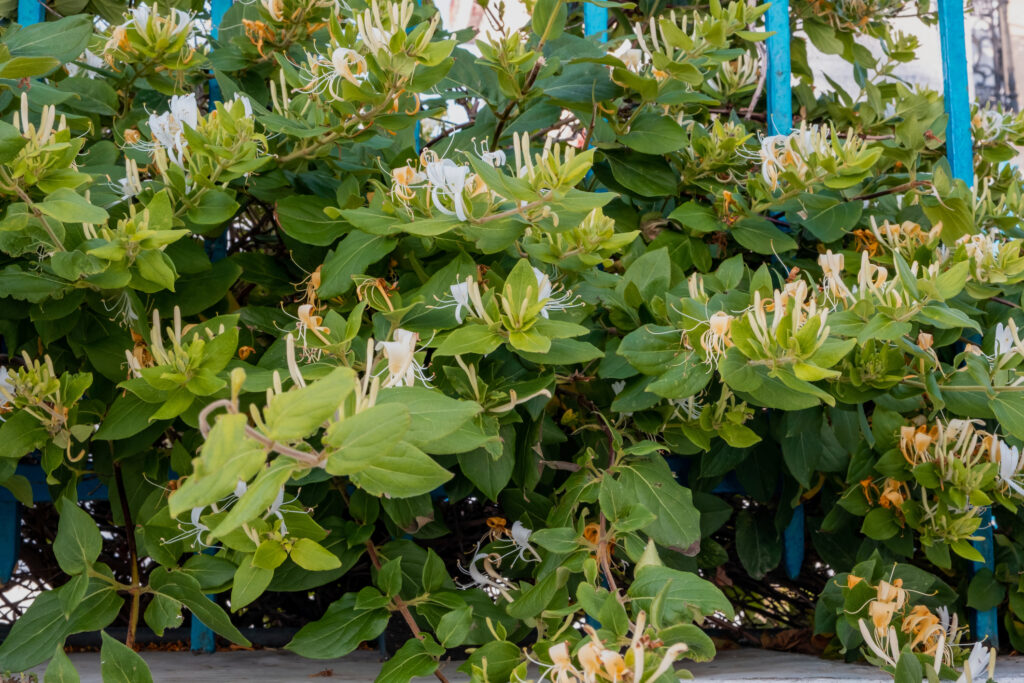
[0,0,1021,679]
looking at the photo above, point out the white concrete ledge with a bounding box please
[23,646,1024,682]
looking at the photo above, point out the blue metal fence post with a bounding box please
[764,0,792,137]
[17,0,43,24]
[765,0,805,580]
[583,3,608,40]
[0,501,19,584]
[937,0,996,646]
[937,0,974,184]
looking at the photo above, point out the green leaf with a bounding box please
[53,498,102,575]
[38,188,108,224]
[0,265,67,302]
[44,644,79,683]
[457,437,515,502]
[318,231,398,297]
[620,112,687,154]
[143,593,183,636]
[507,568,567,620]
[628,566,734,622]
[623,247,670,301]
[286,593,389,659]
[647,353,712,399]
[376,557,403,596]
[291,538,343,571]
[0,409,49,459]
[324,403,410,475]
[531,0,566,41]
[185,189,239,226]
[375,387,482,446]
[230,561,274,612]
[991,394,1024,442]
[734,509,781,580]
[861,507,899,541]
[0,120,28,163]
[349,441,453,498]
[276,195,349,245]
[668,201,719,234]
[263,367,356,442]
[148,568,251,646]
[967,568,1006,612]
[100,632,153,683]
[6,15,93,63]
[135,250,178,291]
[436,605,473,648]
[797,194,862,242]
[894,647,924,683]
[94,394,161,441]
[434,325,505,356]
[615,457,700,551]
[168,412,266,517]
[731,216,797,254]
[0,591,70,672]
[605,150,678,197]
[208,461,295,538]
[458,641,521,681]
[376,638,439,682]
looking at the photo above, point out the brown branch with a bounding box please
[851,180,930,201]
[490,58,545,150]
[113,461,141,650]
[364,541,451,683]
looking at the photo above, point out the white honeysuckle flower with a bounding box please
[499,521,541,565]
[700,311,733,366]
[991,321,1024,358]
[448,281,471,323]
[818,249,851,305]
[529,641,581,683]
[480,149,506,167]
[995,322,1014,356]
[129,3,193,39]
[66,49,105,79]
[432,276,491,325]
[129,2,152,30]
[992,437,1024,497]
[425,158,473,221]
[145,93,200,167]
[376,328,431,388]
[457,551,514,601]
[672,395,703,421]
[163,507,212,548]
[300,47,369,101]
[937,606,959,643]
[112,157,143,202]
[531,267,582,318]
[610,39,643,72]
[266,487,291,535]
[0,366,13,417]
[956,642,995,683]
[857,620,899,668]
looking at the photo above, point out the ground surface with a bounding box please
[22,648,1024,682]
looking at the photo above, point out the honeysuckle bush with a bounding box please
[0,0,1023,681]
